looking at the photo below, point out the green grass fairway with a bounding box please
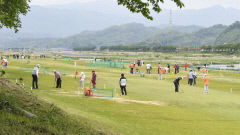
[4,56,240,135]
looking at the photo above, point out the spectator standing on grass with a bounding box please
[135,65,139,74]
[177,64,180,73]
[168,64,170,73]
[130,63,134,74]
[91,70,97,90]
[174,64,177,74]
[188,69,194,86]
[79,72,85,89]
[197,66,201,71]
[158,63,161,74]
[32,64,40,89]
[173,77,183,93]
[119,73,127,95]
[184,63,188,71]
[53,70,62,88]
[202,67,208,79]
[1,57,7,70]
[146,63,151,74]
[204,75,209,94]
[193,70,197,85]
[158,68,162,80]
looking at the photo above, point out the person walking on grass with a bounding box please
[91,70,97,90]
[188,69,194,86]
[79,72,85,89]
[32,64,40,89]
[204,75,209,94]
[119,73,127,95]
[173,77,183,93]
[53,70,61,88]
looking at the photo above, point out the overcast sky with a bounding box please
[31,0,240,9]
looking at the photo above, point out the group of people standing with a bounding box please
[173,66,210,94]
[31,64,97,91]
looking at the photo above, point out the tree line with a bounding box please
[100,45,177,52]
[73,46,96,51]
[201,43,240,53]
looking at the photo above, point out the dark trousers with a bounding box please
[120,86,127,95]
[175,69,177,74]
[189,78,193,86]
[56,78,61,88]
[130,68,133,74]
[174,83,179,93]
[32,74,38,89]
[193,76,196,85]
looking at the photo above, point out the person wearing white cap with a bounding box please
[79,72,85,89]
[32,64,40,89]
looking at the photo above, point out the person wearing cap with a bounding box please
[32,64,40,89]
[188,69,194,86]
[119,73,127,95]
[91,70,97,90]
[80,72,85,89]
[53,70,61,88]
[173,77,183,93]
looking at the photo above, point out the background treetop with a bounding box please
[118,0,184,20]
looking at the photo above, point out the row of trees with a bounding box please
[100,45,177,52]
[73,46,96,51]
[201,43,240,53]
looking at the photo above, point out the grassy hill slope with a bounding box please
[0,79,107,135]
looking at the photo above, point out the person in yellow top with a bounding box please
[202,67,208,79]
[204,75,209,94]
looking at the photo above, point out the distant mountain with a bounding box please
[5,23,163,48]
[215,21,240,45]
[5,22,234,48]
[193,24,227,45]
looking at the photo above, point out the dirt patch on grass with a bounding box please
[112,98,167,106]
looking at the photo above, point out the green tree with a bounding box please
[0,0,31,32]
[118,0,184,20]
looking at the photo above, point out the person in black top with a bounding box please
[173,77,183,93]
[119,73,127,95]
